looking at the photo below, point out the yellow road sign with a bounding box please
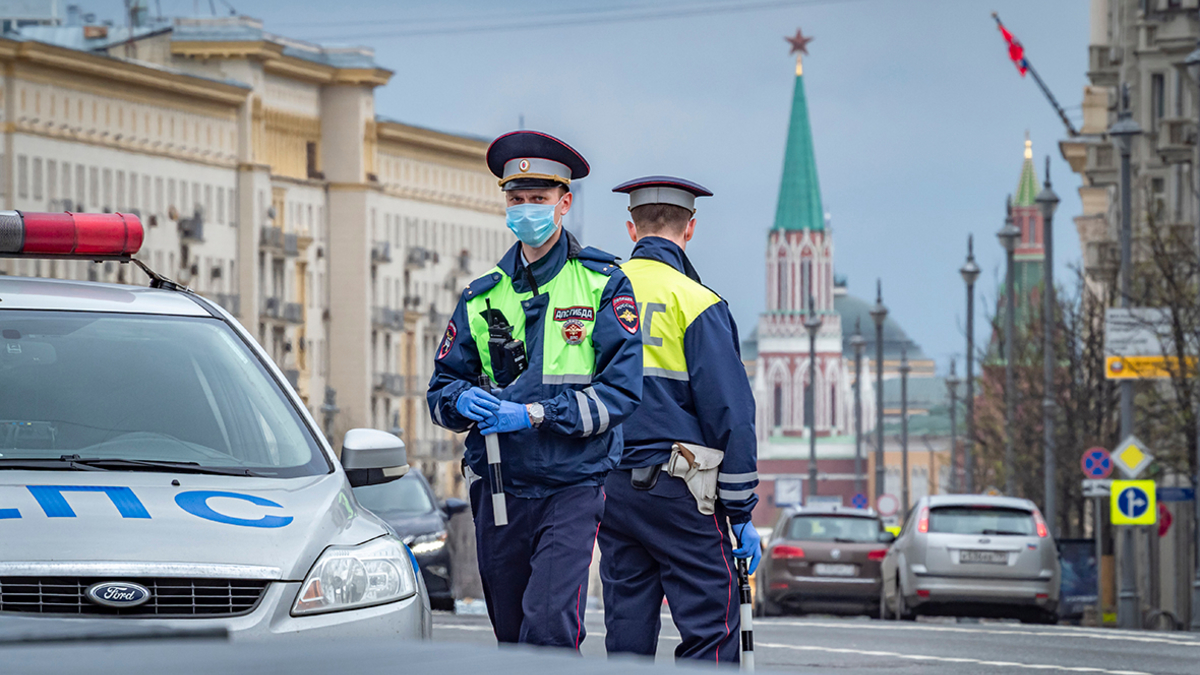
[1105,356,1196,380]
[1112,436,1154,478]
[1110,480,1156,525]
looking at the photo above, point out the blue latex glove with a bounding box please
[455,387,501,422]
[479,400,531,435]
[732,521,762,575]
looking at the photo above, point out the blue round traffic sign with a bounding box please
[1081,447,1113,479]
[1117,486,1150,519]
[851,493,868,509]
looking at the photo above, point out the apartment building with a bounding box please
[0,12,509,496]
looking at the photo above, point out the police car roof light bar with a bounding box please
[0,210,144,259]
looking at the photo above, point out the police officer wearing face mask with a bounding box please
[427,130,643,650]
[599,177,759,665]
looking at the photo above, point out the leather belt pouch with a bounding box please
[630,464,662,491]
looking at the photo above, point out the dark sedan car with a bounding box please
[756,505,895,617]
[353,470,469,611]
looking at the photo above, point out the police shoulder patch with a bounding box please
[437,320,457,360]
[612,295,639,335]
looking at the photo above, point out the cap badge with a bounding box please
[562,319,587,345]
[519,159,530,172]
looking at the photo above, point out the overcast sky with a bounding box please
[142,0,1090,371]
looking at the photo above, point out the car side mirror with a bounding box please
[443,497,470,517]
[878,531,896,544]
[341,428,409,487]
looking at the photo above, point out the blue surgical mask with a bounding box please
[505,196,563,247]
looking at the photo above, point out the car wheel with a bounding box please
[894,576,916,622]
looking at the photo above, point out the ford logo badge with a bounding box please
[85,581,151,608]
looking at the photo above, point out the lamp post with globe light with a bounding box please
[805,296,823,502]
[1035,158,1060,535]
[870,281,888,505]
[960,237,981,493]
[997,200,1021,497]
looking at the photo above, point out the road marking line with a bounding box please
[763,619,1200,647]
[756,642,1153,675]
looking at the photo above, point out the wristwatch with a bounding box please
[525,402,545,428]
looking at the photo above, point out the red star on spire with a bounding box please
[785,28,814,56]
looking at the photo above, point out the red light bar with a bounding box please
[0,211,143,257]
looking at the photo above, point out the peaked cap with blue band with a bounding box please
[612,175,713,213]
[487,130,590,192]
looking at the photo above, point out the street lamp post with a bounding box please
[946,359,962,493]
[900,343,911,510]
[1036,157,1060,536]
[1184,38,1200,632]
[871,281,889,505]
[997,199,1021,497]
[1109,83,1142,631]
[851,320,868,497]
[961,236,981,493]
[805,296,824,502]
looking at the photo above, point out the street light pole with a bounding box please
[805,295,823,503]
[961,237,981,493]
[1184,37,1200,633]
[851,320,868,497]
[871,281,889,505]
[1036,157,1061,536]
[1109,83,1142,631]
[900,343,911,510]
[998,199,1021,497]
[946,359,961,493]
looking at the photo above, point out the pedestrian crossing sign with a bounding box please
[1110,480,1156,526]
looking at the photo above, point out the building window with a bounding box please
[830,383,837,429]
[46,160,57,201]
[75,165,85,208]
[773,383,783,428]
[17,155,28,199]
[776,249,788,311]
[32,157,42,201]
[217,187,225,224]
[129,172,138,212]
[89,167,99,209]
[102,168,112,211]
[1152,73,1165,126]
[800,257,813,311]
[802,372,813,428]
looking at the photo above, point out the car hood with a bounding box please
[372,510,445,542]
[0,471,391,580]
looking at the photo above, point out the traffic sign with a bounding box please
[1080,447,1113,479]
[851,493,868,509]
[1112,436,1154,479]
[1158,487,1195,503]
[876,493,899,517]
[1082,479,1112,497]
[1111,480,1157,525]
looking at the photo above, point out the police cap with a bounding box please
[611,175,713,213]
[486,130,590,192]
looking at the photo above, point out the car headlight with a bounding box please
[409,531,447,556]
[292,535,417,616]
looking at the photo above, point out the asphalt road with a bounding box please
[434,611,1200,674]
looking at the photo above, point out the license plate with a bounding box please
[813,563,857,577]
[960,550,1009,565]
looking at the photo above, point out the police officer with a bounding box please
[427,131,643,650]
[599,176,759,664]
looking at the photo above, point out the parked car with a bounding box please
[756,505,895,617]
[0,212,430,639]
[353,470,468,611]
[880,495,1061,623]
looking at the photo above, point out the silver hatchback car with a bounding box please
[880,495,1060,623]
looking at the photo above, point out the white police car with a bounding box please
[0,211,430,639]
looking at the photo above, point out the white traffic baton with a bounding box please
[736,551,754,670]
[484,433,508,526]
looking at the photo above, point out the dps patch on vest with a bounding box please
[437,320,456,360]
[553,306,595,322]
[562,319,587,345]
[613,295,640,335]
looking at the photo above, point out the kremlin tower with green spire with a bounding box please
[1010,134,1046,313]
[755,29,856,445]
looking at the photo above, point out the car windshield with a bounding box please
[928,506,1036,535]
[0,310,327,477]
[354,475,435,514]
[787,515,880,542]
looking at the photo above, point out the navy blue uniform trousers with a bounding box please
[598,470,740,664]
[469,479,604,649]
